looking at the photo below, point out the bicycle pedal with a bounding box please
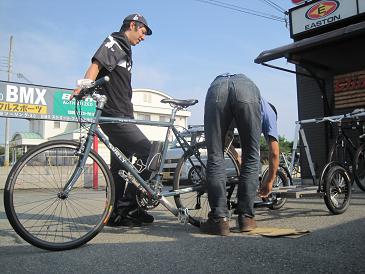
[178,208,189,224]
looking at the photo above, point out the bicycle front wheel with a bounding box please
[3,140,114,251]
[173,142,240,227]
[323,164,351,214]
[353,143,365,192]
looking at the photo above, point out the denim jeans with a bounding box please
[100,120,152,211]
[204,74,262,218]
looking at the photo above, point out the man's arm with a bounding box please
[71,60,102,99]
[259,137,279,197]
[83,60,102,81]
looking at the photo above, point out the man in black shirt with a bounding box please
[74,14,154,226]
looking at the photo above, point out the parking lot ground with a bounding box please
[1,187,364,274]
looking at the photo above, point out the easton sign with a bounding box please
[289,0,361,38]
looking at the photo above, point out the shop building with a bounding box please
[255,0,365,181]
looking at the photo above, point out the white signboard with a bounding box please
[290,0,358,37]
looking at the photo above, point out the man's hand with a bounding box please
[70,88,81,101]
[69,79,94,100]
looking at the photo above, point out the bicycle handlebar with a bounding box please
[74,76,110,100]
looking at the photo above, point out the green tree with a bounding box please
[260,135,293,164]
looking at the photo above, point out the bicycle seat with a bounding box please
[161,99,198,108]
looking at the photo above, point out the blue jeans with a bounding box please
[204,74,262,218]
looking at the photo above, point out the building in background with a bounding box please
[10,88,192,163]
[255,0,365,182]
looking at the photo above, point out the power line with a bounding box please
[256,0,287,14]
[192,0,286,22]
[193,0,285,21]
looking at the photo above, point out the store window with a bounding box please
[143,93,152,103]
[159,115,170,122]
[137,113,151,121]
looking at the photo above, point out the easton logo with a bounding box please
[305,0,339,20]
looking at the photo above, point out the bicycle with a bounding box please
[353,135,365,191]
[4,76,270,251]
[327,109,365,191]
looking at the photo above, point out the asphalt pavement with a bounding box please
[1,187,365,274]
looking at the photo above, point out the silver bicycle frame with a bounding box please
[63,94,202,217]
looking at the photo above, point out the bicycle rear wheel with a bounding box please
[3,140,114,251]
[173,142,239,227]
[323,164,351,214]
[261,166,289,210]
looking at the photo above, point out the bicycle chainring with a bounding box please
[136,185,160,210]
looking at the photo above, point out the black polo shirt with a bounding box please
[92,32,134,118]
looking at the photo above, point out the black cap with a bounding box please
[123,14,152,35]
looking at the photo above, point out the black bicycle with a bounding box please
[328,111,365,191]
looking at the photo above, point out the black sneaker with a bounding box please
[127,208,154,224]
[105,212,142,227]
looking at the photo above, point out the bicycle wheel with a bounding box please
[319,161,338,191]
[261,166,289,210]
[4,140,114,251]
[328,136,354,176]
[353,143,365,192]
[323,164,351,214]
[173,142,240,227]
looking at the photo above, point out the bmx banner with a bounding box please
[0,80,96,121]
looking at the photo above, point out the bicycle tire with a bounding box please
[323,164,351,215]
[319,161,338,191]
[261,167,289,210]
[353,143,365,192]
[328,135,354,176]
[4,140,114,251]
[173,142,240,227]
[279,164,293,185]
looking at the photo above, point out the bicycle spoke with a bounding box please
[4,141,113,250]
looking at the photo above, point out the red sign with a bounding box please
[305,1,339,19]
[292,0,306,4]
[334,70,365,109]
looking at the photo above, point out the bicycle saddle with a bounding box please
[161,99,198,108]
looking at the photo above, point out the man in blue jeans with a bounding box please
[201,73,262,236]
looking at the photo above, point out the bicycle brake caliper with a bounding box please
[76,137,86,155]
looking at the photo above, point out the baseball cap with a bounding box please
[123,13,152,35]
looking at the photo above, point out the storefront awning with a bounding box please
[255,20,365,77]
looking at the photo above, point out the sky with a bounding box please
[0,0,299,144]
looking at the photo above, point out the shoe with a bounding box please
[200,217,230,236]
[105,212,142,227]
[127,208,154,224]
[238,215,257,232]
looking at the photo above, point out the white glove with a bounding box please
[76,79,94,89]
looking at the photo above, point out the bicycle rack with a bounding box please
[275,110,365,199]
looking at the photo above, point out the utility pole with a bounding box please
[4,36,13,166]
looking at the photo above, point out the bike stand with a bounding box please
[273,186,323,199]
